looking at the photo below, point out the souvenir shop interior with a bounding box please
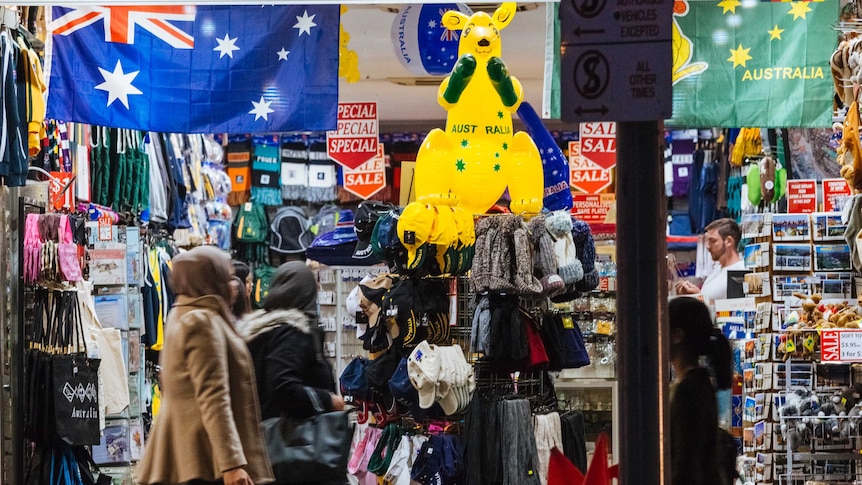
[0,1,857,485]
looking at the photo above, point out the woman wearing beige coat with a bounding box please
[137,246,274,485]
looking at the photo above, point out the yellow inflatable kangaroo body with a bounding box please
[414,2,544,215]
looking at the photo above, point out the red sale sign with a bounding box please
[579,122,616,170]
[821,329,862,362]
[822,178,851,213]
[343,144,386,200]
[327,102,378,170]
[570,141,613,194]
[786,179,817,214]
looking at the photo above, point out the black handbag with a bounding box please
[263,330,354,483]
[262,397,354,483]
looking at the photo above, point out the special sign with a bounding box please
[327,102,379,170]
[343,144,386,200]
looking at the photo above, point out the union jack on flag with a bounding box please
[46,5,340,134]
[51,6,195,49]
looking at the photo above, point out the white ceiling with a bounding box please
[338,4,551,128]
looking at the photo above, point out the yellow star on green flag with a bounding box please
[670,0,837,128]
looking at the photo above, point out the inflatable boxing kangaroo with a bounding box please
[414,2,544,215]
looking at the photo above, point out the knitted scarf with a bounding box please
[226,138,252,206]
[250,141,281,206]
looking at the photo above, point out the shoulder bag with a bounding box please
[262,329,355,483]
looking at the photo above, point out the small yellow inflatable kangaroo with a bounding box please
[414,2,544,215]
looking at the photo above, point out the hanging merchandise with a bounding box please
[730,128,763,167]
[145,132,169,224]
[163,133,192,232]
[252,265,278,310]
[227,135,253,206]
[308,141,339,203]
[281,136,309,201]
[839,101,862,193]
[0,26,28,186]
[16,27,46,157]
[29,289,101,445]
[268,205,313,256]
[90,126,112,207]
[233,201,270,264]
[307,209,364,266]
[251,136,282,206]
[352,201,396,263]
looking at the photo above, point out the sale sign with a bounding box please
[821,329,862,362]
[570,141,613,194]
[327,102,378,170]
[787,179,817,214]
[822,178,851,213]
[579,122,616,170]
[343,144,386,199]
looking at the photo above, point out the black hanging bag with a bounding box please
[51,291,101,445]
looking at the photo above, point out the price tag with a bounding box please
[785,339,796,353]
[562,316,575,329]
[803,335,816,353]
[596,320,613,335]
[98,215,113,241]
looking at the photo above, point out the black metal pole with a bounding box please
[615,121,669,485]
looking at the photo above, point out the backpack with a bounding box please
[252,265,278,309]
[233,202,268,243]
[269,206,314,254]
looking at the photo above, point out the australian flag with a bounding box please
[46,5,339,133]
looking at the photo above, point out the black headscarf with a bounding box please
[263,261,318,319]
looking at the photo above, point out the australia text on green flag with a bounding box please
[668,0,838,128]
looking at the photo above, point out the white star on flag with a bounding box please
[428,20,437,28]
[249,96,275,121]
[293,10,317,36]
[277,47,289,61]
[95,60,142,109]
[213,33,240,58]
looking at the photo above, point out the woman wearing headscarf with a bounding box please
[237,261,345,485]
[137,246,274,485]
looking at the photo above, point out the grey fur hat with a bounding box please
[527,215,566,296]
[513,220,542,295]
[545,211,583,285]
[471,217,496,292]
[487,215,519,292]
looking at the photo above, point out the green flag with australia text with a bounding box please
[669,0,838,128]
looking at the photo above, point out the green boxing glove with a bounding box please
[487,57,518,107]
[443,54,477,104]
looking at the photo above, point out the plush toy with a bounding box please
[779,390,820,451]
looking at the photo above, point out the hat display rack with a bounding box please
[339,197,602,484]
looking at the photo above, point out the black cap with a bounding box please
[353,201,396,259]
